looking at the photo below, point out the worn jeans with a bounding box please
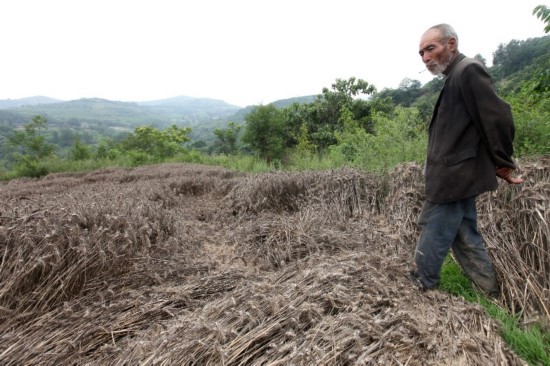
[414,197,499,294]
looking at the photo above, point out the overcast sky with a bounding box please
[0,0,546,107]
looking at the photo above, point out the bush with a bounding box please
[69,139,91,161]
[330,106,427,171]
[506,81,550,156]
[13,156,50,178]
[127,151,150,167]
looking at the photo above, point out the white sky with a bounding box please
[0,0,546,107]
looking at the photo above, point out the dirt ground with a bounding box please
[1,161,546,365]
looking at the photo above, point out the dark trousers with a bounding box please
[414,197,499,295]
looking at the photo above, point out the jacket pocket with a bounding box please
[444,146,477,166]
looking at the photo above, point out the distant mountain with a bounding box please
[0,95,316,129]
[271,95,316,108]
[0,96,62,109]
[137,96,241,120]
[0,95,318,149]
[2,98,166,127]
[0,96,242,129]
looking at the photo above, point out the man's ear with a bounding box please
[447,37,457,51]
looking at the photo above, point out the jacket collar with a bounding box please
[443,53,466,78]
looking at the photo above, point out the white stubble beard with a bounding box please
[428,48,453,76]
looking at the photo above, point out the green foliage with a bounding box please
[69,138,91,161]
[7,115,56,161]
[190,140,207,150]
[270,77,381,155]
[531,7,550,95]
[370,107,427,167]
[533,60,550,95]
[331,105,370,162]
[280,102,314,149]
[208,154,272,173]
[473,53,487,65]
[213,121,242,155]
[242,104,286,163]
[127,150,150,167]
[293,122,317,157]
[533,5,550,33]
[95,139,123,160]
[492,36,550,81]
[5,115,56,177]
[309,77,377,149]
[411,94,438,124]
[330,107,427,171]
[121,124,191,159]
[377,78,422,107]
[286,151,342,172]
[95,140,110,159]
[12,155,51,178]
[506,81,550,156]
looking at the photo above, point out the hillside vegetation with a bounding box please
[0,34,548,176]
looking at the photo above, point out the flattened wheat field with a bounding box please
[0,158,548,365]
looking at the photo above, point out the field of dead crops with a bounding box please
[0,158,548,365]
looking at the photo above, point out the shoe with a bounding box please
[408,270,431,291]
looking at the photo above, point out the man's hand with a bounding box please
[496,167,524,184]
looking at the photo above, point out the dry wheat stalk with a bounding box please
[1,160,545,365]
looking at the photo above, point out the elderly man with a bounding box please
[409,24,523,296]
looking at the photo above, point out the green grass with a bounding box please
[439,256,550,366]
[179,153,273,173]
[0,152,279,181]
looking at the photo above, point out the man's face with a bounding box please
[419,29,453,76]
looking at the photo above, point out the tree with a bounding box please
[492,36,550,80]
[533,5,550,94]
[57,128,75,147]
[190,140,207,150]
[6,115,56,177]
[242,104,286,163]
[280,102,316,149]
[473,53,487,65]
[7,115,55,162]
[293,122,316,156]
[69,138,91,161]
[213,122,242,155]
[310,77,376,150]
[121,124,191,159]
[533,5,550,33]
[377,78,422,107]
[331,105,369,162]
[95,139,120,160]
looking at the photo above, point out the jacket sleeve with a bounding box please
[459,61,517,169]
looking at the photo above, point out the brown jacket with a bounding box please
[425,54,517,203]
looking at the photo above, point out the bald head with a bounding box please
[426,24,459,47]
[418,24,459,76]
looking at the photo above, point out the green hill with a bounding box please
[0,95,316,154]
[0,96,242,129]
[0,96,61,109]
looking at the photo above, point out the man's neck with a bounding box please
[443,53,460,75]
